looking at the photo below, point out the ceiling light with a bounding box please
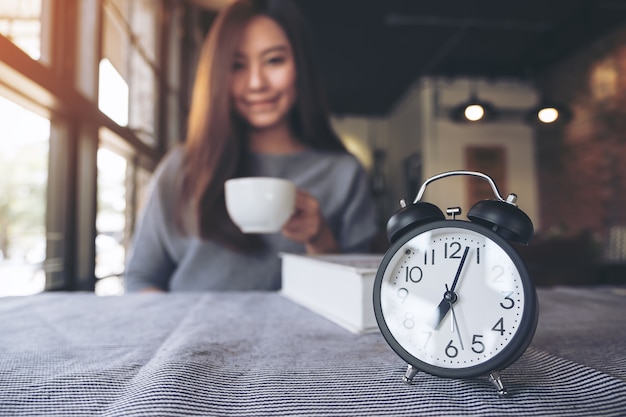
[465,104,485,121]
[537,107,559,123]
[451,93,496,123]
[527,99,572,125]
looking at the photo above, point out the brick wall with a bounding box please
[536,25,626,248]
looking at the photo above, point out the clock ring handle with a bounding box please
[412,170,512,205]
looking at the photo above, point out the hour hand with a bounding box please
[427,288,458,329]
[427,298,451,330]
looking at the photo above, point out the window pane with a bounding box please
[101,0,158,147]
[130,0,157,64]
[0,0,43,61]
[129,51,156,145]
[0,95,49,296]
[99,58,129,126]
[128,0,157,146]
[96,147,127,296]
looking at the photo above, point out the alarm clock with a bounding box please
[373,170,538,397]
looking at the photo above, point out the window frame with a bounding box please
[0,0,197,292]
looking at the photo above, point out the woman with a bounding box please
[124,0,378,292]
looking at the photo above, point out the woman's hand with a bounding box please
[281,189,339,254]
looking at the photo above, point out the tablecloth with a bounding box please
[1,286,625,416]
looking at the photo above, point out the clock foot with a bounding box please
[488,371,508,397]
[402,364,419,384]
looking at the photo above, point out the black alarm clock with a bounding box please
[373,170,538,397]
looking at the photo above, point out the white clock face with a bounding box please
[379,225,527,372]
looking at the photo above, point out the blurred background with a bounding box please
[1,0,626,296]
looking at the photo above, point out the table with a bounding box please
[1,287,625,416]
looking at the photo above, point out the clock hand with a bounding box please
[449,301,464,350]
[426,247,470,329]
[449,300,454,332]
[448,246,470,293]
[426,288,455,329]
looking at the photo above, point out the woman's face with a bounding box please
[230,16,297,131]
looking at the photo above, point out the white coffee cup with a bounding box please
[225,177,297,233]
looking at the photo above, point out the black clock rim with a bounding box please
[373,219,539,379]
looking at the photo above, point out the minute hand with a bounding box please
[448,246,470,293]
[427,246,470,329]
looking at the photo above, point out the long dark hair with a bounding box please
[179,0,345,251]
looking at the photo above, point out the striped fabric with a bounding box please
[0,287,625,416]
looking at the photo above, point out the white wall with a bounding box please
[331,116,392,221]
[385,79,426,212]
[422,78,540,227]
[332,76,541,230]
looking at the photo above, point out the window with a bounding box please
[0,0,195,294]
[0,0,195,296]
[0,0,44,62]
[102,0,159,146]
[99,58,129,126]
[96,146,127,296]
[0,95,49,296]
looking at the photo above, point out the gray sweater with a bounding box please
[124,147,378,292]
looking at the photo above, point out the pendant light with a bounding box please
[526,99,572,125]
[451,87,497,123]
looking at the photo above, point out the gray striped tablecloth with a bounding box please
[1,287,625,416]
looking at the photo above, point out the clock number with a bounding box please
[445,340,459,358]
[500,292,515,309]
[405,266,423,283]
[403,313,415,329]
[471,334,485,354]
[423,249,435,265]
[445,242,462,259]
[476,247,480,264]
[491,265,505,283]
[397,287,409,303]
[491,318,505,336]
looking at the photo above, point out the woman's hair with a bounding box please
[179,0,345,251]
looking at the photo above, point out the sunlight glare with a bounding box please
[98,59,129,126]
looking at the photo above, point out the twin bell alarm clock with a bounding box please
[373,170,538,397]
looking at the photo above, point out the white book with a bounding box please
[280,253,384,334]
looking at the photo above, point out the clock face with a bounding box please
[374,220,537,378]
